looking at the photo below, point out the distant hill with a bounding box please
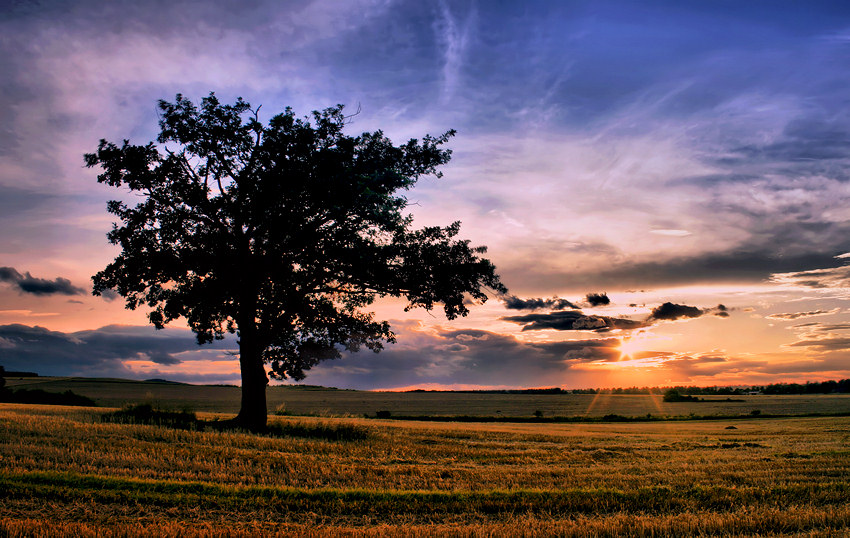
[144,378,187,385]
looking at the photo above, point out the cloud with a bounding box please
[584,292,610,307]
[594,250,845,290]
[99,288,120,302]
[648,302,703,321]
[783,320,850,354]
[770,264,850,289]
[792,322,850,334]
[503,310,647,332]
[304,325,623,389]
[502,295,579,310]
[504,300,728,332]
[648,302,729,321]
[0,324,234,377]
[786,337,850,353]
[502,292,612,311]
[713,304,730,318]
[0,266,85,296]
[767,308,840,320]
[434,0,475,103]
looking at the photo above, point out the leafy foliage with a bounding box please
[86,94,505,391]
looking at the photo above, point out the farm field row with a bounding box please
[1,404,848,535]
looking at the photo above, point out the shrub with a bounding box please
[663,389,700,403]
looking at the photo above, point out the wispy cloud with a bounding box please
[434,0,475,103]
[767,308,840,320]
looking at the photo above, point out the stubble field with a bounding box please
[1,398,849,536]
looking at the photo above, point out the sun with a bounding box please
[618,335,645,359]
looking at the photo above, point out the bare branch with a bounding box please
[342,102,362,125]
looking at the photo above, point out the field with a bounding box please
[1,384,850,536]
[6,376,850,418]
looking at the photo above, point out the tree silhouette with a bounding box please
[87,93,505,430]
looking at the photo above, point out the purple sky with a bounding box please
[2,0,850,388]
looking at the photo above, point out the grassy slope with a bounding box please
[1,403,849,536]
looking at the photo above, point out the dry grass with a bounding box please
[1,403,849,535]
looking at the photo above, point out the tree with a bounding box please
[86,93,505,430]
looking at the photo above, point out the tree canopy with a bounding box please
[87,93,505,429]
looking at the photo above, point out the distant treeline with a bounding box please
[407,379,850,395]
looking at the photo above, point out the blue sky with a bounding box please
[2,0,850,388]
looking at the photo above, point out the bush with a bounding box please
[375,410,392,419]
[663,389,700,403]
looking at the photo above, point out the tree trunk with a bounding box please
[235,305,268,431]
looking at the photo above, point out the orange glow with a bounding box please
[619,333,649,359]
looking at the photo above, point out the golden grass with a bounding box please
[1,403,849,535]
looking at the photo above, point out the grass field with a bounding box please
[6,376,850,418]
[1,399,849,536]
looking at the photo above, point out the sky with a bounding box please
[2,0,850,389]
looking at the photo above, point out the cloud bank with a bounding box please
[0,324,234,377]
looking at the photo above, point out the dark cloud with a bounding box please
[502,295,579,310]
[647,302,730,321]
[0,324,234,376]
[503,310,647,332]
[584,292,610,307]
[649,302,703,321]
[0,266,85,296]
[18,275,84,296]
[0,267,19,281]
